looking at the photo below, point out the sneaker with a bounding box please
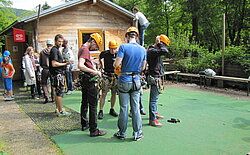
[90,129,107,137]
[134,132,144,141]
[113,132,125,140]
[43,98,49,104]
[57,111,71,117]
[156,112,164,119]
[150,119,163,127]
[109,109,118,117]
[4,96,13,101]
[66,90,73,95]
[98,110,104,119]
[140,109,147,115]
[55,108,65,114]
[55,109,59,114]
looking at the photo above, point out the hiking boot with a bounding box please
[113,132,125,140]
[90,129,107,137]
[156,112,164,119]
[109,109,118,117]
[134,132,144,141]
[150,119,163,127]
[98,110,104,119]
[140,109,147,115]
[57,111,71,117]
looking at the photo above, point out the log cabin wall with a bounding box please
[2,0,134,80]
[36,2,132,67]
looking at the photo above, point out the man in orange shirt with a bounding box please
[1,56,15,101]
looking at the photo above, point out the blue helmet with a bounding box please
[3,50,10,57]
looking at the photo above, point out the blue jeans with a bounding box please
[139,22,150,46]
[117,81,142,137]
[149,84,159,121]
[66,64,73,91]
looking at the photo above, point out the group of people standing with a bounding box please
[76,25,170,140]
[0,7,169,141]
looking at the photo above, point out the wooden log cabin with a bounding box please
[0,0,136,80]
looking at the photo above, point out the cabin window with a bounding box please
[78,29,103,53]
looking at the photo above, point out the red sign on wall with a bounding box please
[13,28,25,42]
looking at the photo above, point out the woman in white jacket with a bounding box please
[24,46,37,99]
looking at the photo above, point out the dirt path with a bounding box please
[0,95,61,155]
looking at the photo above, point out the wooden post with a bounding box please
[222,13,225,76]
[34,4,41,52]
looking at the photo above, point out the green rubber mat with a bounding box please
[52,88,250,155]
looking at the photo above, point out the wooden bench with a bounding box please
[201,75,250,96]
[176,73,250,96]
[164,71,180,82]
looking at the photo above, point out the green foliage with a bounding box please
[223,46,250,73]
[0,7,17,31]
[174,45,249,74]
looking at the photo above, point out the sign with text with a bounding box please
[13,28,25,42]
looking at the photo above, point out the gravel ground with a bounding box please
[165,81,250,101]
[0,80,249,155]
[0,88,62,155]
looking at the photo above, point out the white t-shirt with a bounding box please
[135,12,149,26]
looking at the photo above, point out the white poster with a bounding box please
[13,46,18,52]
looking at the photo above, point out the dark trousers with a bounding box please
[29,84,35,97]
[35,70,42,96]
[81,82,98,133]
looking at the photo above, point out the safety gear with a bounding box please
[46,39,53,45]
[109,40,118,48]
[90,33,102,48]
[126,26,139,37]
[114,65,121,75]
[159,34,170,46]
[3,50,10,57]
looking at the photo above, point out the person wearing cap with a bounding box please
[97,40,119,119]
[147,34,170,127]
[0,50,13,94]
[49,34,72,117]
[78,33,107,137]
[132,7,150,46]
[113,26,146,141]
[1,56,15,101]
[40,39,54,104]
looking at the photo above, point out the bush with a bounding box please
[169,34,249,74]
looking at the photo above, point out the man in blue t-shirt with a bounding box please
[113,26,146,141]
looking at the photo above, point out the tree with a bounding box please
[0,0,17,32]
